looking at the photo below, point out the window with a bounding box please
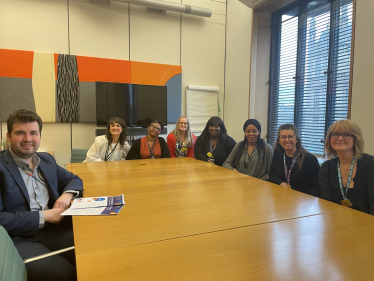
[268,0,353,155]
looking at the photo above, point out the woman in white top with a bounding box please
[84,117,131,162]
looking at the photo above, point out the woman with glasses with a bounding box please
[84,117,131,162]
[194,116,236,166]
[167,116,197,158]
[319,120,374,214]
[269,124,320,197]
[126,121,171,159]
[223,119,273,180]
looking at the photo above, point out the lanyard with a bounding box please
[21,167,46,187]
[283,151,297,185]
[210,139,218,154]
[105,142,118,161]
[176,141,187,157]
[337,156,356,200]
[147,139,155,158]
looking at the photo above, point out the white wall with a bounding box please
[350,0,374,155]
[225,0,253,142]
[249,11,271,141]
[1,0,254,165]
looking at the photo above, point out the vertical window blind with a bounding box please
[268,0,353,156]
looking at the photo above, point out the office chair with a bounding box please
[0,226,74,281]
[70,148,89,163]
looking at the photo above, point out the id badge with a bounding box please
[340,199,353,207]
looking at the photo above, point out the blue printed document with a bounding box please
[61,194,125,216]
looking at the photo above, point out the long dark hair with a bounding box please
[274,124,307,170]
[200,116,228,141]
[105,117,127,148]
[234,119,265,168]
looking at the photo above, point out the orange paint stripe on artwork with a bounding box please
[0,49,34,78]
[76,56,131,83]
[131,61,182,86]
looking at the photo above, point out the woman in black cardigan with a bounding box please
[269,124,320,197]
[194,116,236,167]
[319,119,374,215]
[126,121,170,160]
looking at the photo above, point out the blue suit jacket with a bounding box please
[0,149,83,237]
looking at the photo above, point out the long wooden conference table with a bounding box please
[67,158,374,280]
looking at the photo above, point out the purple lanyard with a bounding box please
[283,151,297,185]
[210,139,218,153]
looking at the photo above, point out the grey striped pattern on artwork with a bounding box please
[56,54,80,122]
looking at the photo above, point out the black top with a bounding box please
[126,137,171,160]
[319,153,374,215]
[194,135,236,167]
[269,148,320,197]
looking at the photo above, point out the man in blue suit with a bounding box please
[0,109,84,281]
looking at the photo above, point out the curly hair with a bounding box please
[105,117,127,148]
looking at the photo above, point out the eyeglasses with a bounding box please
[149,125,161,132]
[179,122,188,125]
[331,132,353,139]
[279,135,296,140]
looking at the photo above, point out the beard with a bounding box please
[11,141,38,160]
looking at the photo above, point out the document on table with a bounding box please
[61,194,125,216]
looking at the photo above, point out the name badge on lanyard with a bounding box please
[283,151,297,188]
[337,156,355,208]
[208,139,217,162]
[105,142,118,161]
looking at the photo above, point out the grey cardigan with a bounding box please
[223,141,273,181]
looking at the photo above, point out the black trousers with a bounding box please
[12,216,77,281]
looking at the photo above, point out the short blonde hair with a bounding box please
[325,119,364,158]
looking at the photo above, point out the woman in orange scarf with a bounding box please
[126,121,171,159]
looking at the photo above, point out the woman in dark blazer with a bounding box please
[319,119,374,215]
[194,116,236,167]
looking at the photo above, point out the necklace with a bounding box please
[247,143,256,155]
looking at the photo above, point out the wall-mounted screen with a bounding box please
[96,82,167,127]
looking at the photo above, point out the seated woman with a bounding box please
[194,116,236,166]
[167,116,197,158]
[269,124,320,197]
[84,117,131,162]
[319,120,374,214]
[223,119,273,180]
[126,121,171,159]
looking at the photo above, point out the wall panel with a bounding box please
[39,123,71,166]
[72,123,101,150]
[0,0,69,54]
[350,0,374,155]
[249,11,271,142]
[181,18,225,121]
[69,1,129,60]
[129,8,180,65]
[225,0,253,142]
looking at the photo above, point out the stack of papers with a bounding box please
[61,194,125,216]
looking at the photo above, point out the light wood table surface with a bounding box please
[67,158,374,280]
